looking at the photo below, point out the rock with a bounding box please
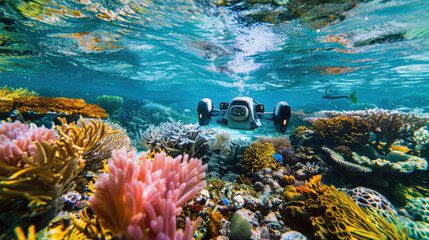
[230,211,252,240]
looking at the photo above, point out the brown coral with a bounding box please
[255,136,293,153]
[240,142,278,175]
[311,186,409,240]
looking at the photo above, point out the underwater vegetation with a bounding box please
[1,94,429,240]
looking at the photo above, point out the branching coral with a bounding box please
[0,85,38,100]
[0,96,108,118]
[89,148,207,240]
[240,142,278,175]
[56,117,121,161]
[138,121,214,158]
[311,186,409,240]
[310,116,371,149]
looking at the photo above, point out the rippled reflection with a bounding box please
[0,0,429,103]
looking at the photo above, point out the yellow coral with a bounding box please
[0,85,38,101]
[240,142,278,175]
[0,96,108,118]
[311,186,410,240]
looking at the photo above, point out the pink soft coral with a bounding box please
[0,121,55,167]
[89,148,207,240]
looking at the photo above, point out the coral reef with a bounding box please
[0,96,108,118]
[404,197,429,223]
[255,136,293,153]
[240,142,278,176]
[109,99,194,141]
[322,109,429,153]
[311,186,408,240]
[0,85,38,100]
[322,147,372,173]
[138,121,214,158]
[322,145,428,174]
[94,95,123,114]
[0,121,83,238]
[310,116,372,149]
[89,148,207,240]
[338,187,398,217]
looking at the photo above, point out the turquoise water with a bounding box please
[1,0,429,108]
[3,0,429,239]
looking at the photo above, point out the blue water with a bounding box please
[1,0,429,110]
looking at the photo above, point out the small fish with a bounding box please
[222,198,230,207]
[322,87,357,104]
[273,153,283,162]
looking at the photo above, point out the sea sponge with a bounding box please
[310,116,371,149]
[240,142,278,175]
[95,95,123,114]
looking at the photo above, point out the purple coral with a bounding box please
[0,121,55,167]
[89,148,207,240]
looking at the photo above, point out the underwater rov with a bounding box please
[197,97,291,133]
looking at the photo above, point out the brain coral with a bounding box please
[240,142,278,175]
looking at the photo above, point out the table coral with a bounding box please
[240,142,278,175]
[0,96,108,118]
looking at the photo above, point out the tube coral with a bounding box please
[89,148,207,240]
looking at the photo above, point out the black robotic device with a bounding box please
[197,97,291,133]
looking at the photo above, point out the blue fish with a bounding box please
[273,153,283,162]
[222,198,230,207]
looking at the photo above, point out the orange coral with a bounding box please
[1,96,108,118]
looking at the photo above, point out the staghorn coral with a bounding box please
[310,116,371,149]
[138,121,214,158]
[0,96,108,118]
[311,186,409,240]
[240,142,278,176]
[89,148,207,240]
